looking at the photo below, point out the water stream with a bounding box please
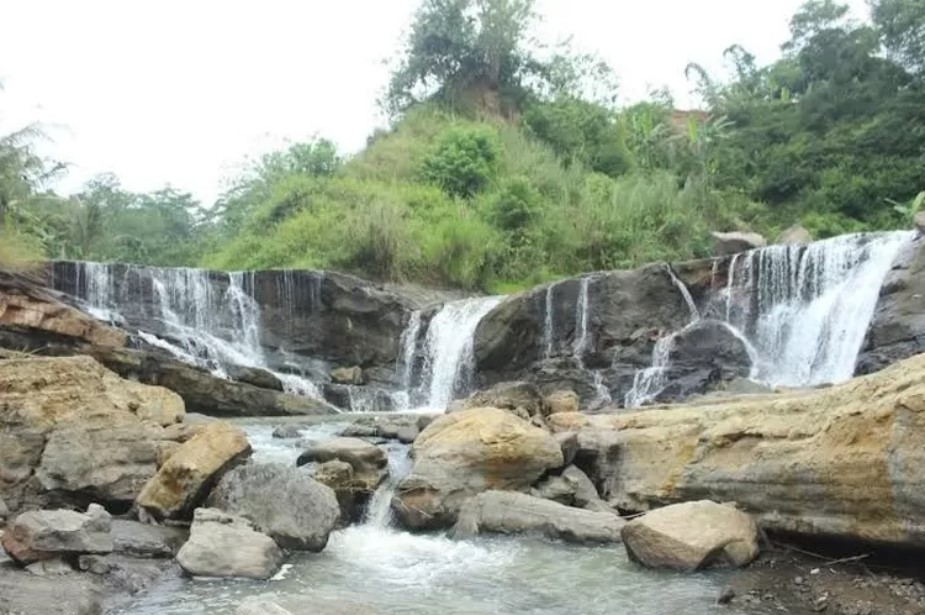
[117,418,742,615]
[418,296,504,410]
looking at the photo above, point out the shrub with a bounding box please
[421,126,500,198]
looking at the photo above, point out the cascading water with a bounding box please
[419,296,504,410]
[64,262,320,399]
[570,276,611,403]
[724,231,913,387]
[392,310,422,411]
[626,232,914,407]
[624,265,702,407]
[543,284,555,359]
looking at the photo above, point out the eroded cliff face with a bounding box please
[48,262,415,371]
[566,352,925,548]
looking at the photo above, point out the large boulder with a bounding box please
[592,352,925,548]
[207,464,339,551]
[330,366,364,385]
[452,491,624,544]
[176,508,283,580]
[0,355,184,512]
[392,408,563,530]
[225,365,283,391]
[711,231,766,256]
[621,501,759,571]
[0,569,104,615]
[136,422,251,520]
[1,504,112,564]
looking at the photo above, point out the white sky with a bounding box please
[0,0,869,205]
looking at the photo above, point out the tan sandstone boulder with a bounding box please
[176,508,283,580]
[621,500,759,571]
[584,352,925,548]
[392,407,563,530]
[0,356,185,512]
[136,422,251,520]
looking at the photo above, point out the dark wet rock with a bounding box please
[473,263,714,406]
[110,520,187,558]
[553,432,579,467]
[176,508,284,580]
[340,423,379,438]
[621,500,759,571]
[225,365,283,391]
[859,238,925,374]
[207,464,339,551]
[271,424,304,439]
[322,383,396,413]
[452,490,624,544]
[1,505,112,564]
[647,319,753,404]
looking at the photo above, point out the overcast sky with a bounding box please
[0,0,869,205]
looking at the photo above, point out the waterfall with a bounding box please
[724,232,913,387]
[626,231,913,406]
[572,277,591,357]
[62,262,320,399]
[420,296,504,409]
[364,441,413,528]
[665,264,700,321]
[392,310,422,410]
[543,284,555,359]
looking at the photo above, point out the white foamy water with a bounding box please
[61,262,320,398]
[419,296,504,410]
[115,422,738,615]
[724,231,913,387]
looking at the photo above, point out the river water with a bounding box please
[117,417,757,615]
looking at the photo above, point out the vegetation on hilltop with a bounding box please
[1,0,923,291]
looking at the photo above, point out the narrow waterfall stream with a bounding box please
[116,418,740,615]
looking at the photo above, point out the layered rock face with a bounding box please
[578,352,925,548]
[49,262,416,372]
[0,355,184,512]
[472,262,715,405]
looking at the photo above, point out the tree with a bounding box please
[385,0,539,116]
[871,0,925,75]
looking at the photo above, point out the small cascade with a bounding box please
[665,264,700,321]
[624,329,676,408]
[543,284,555,359]
[624,266,702,408]
[392,310,422,410]
[420,296,504,409]
[572,277,591,357]
[724,232,913,387]
[364,441,413,528]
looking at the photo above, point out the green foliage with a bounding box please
[421,126,500,197]
[523,97,634,177]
